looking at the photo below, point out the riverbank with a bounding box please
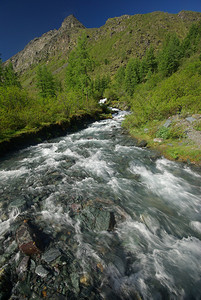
[0,107,112,157]
[123,114,201,166]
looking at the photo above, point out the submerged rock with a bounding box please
[42,248,61,263]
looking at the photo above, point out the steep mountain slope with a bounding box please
[7,10,201,81]
[9,15,85,74]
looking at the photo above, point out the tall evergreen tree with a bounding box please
[36,65,56,98]
[158,33,182,77]
[124,58,140,96]
[3,62,21,87]
[66,33,93,100]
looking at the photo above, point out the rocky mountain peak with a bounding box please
[60,14,85,31]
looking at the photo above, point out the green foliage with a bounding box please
[91,74,111,100]
[36,65,57,98]
[158,33,183,77]
[66,33,93,101]
[156,127,170,139]
[139,46,157,81]
[182,22,201,57]
[1,62,21,88]
[124,58,141,96]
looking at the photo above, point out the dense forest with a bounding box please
[1,16,201,161]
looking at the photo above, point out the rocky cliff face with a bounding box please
[9,15,85,74]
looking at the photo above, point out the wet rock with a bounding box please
[16,222,41,255]
[17,256,30,278]
[35,265,49,278]
[16,221,50,255]
[42,248,61,263]
[77,204,116,232]
[137,140,147,147]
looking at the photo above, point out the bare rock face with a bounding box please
[8,15,85,74]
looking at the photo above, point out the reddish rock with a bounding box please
[16,222,41,255]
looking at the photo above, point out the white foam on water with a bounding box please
[74,150,114,179]
[116,218,201,298]
[190,221,201,234]
[0,207,20,237]
[0,167,29,181]
[184,166,201,178]
[129,159,201,214]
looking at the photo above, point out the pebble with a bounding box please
[35,265,49,278]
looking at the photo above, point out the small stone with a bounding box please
[35,265,49,278]
[42,248,61,263]
[186,116,196,123]
[163,119,172,128]
[153,138,163,143]
[144,128,149,133]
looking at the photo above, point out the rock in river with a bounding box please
[16,221,45,255]
[42,248,61,263]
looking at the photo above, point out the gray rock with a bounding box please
[42,248,61,263]
[35,265,49,278]
[163,119,172,128]
[17,256,30,275]
[186,116,196,123]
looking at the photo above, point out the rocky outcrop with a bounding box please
[8,15,85,74]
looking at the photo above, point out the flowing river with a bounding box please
[0,110,201,299]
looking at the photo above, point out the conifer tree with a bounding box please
[36,65,56,98]
[3,62,21,87]
[66,33,93,100]
[124,58,140,96]
[158,33,182,77]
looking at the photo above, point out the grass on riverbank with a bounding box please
[123,118,201,164]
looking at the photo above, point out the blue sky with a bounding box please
[1,0,201,61]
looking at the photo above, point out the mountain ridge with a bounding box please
[7,10,201,76]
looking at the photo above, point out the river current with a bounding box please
[0,110,201,299]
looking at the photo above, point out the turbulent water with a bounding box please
[0,110,201,299]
